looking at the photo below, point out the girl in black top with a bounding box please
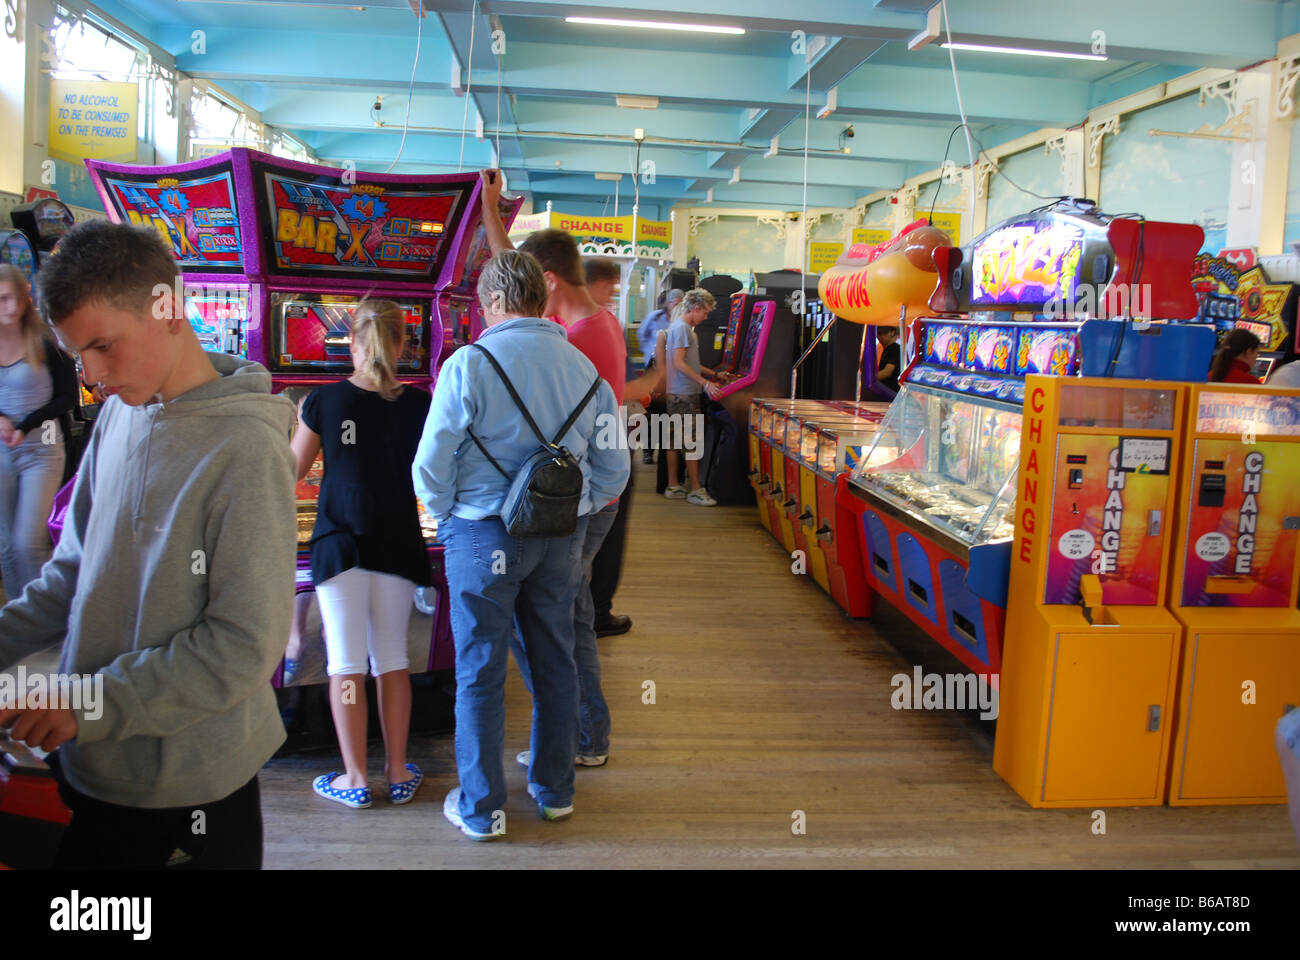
[291,300,432,808]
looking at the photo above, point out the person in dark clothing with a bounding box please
[290,299,433,809]
[877,326,902,394]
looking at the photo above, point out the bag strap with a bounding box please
[472,342,551,448]
[551,375,602,447]
[466,340,605,474]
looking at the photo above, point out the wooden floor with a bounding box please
[261,460,1300,869]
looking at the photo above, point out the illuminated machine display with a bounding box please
[84,149,506,688]
[1164,384,1300,805]
[836,201,1211,691]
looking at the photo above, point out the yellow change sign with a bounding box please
[49,80,138,164]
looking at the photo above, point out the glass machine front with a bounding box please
[271,292,431,374]
[850,385,1021,551]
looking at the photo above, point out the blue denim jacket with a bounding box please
[413,316,630,522]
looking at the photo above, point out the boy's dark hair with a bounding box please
[584,256,620,286]
[37,220,179,325]
[518,229,584,287]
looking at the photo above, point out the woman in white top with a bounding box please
[0,264,78,597]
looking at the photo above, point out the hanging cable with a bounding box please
[495,49,502,164]
[457,0,478,173]
[384,4,423,173]
[801,67,810,283]
[940,0,976,228]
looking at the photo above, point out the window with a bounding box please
[188,86,263,159]
[49,6,151,141]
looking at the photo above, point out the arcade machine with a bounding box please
[435,184,524,360]
[83,150,492,700]
[696,295,776,503]
[8,197,76,272]
[1165,383,1300,805]
[838,201,1210,688]
[1192,252,1299,378]
[0,227,39,285]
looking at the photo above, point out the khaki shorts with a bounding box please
[666,393,702,417]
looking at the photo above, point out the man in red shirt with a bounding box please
[478,169,642,767]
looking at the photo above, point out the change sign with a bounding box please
[49,79,138,164]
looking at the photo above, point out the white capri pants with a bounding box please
[314,567,416,677]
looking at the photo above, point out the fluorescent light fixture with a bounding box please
[729,166,741,185]
[908,5,941,51]
[617,95,660,110]
[566,17,744,35]
[595,172,624,181]
[940,42,1107,62]
[706,188,714,203]
[765,136,779,158]
[816,86,838,120]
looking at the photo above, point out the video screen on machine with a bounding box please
[272,293,427,372]
[970,219,1084,307]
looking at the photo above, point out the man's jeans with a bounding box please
[441,513,588,832]
[513,502,616,760]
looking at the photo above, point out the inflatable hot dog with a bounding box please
[818,219,950,325]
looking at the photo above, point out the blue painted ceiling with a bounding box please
[86,0,1298,217]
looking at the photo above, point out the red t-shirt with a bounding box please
[552,309,627,402]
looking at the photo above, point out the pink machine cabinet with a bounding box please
[82,149,521,684]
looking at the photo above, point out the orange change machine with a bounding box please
[994,376,1189,808]
[1166,383,1300,805]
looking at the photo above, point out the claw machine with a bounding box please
[1165,384,1300,805]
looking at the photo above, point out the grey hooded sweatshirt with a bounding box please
[0,353,296,809]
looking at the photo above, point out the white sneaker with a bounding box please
[686,489,718,506]
[442,787,503,841]
[526,783,574,821]
[664,485,688,499]
[517,750,608,768]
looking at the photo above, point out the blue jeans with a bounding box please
[0,439,65,598]
[512,501,616,759]
[441,513,588,832]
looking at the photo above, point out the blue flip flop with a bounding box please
[313,773,372,809]
[389,763,423,805]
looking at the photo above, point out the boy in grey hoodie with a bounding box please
[0,221,296,869]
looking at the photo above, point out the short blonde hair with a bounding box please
[478,249,548,319]
[671,287,715,324]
